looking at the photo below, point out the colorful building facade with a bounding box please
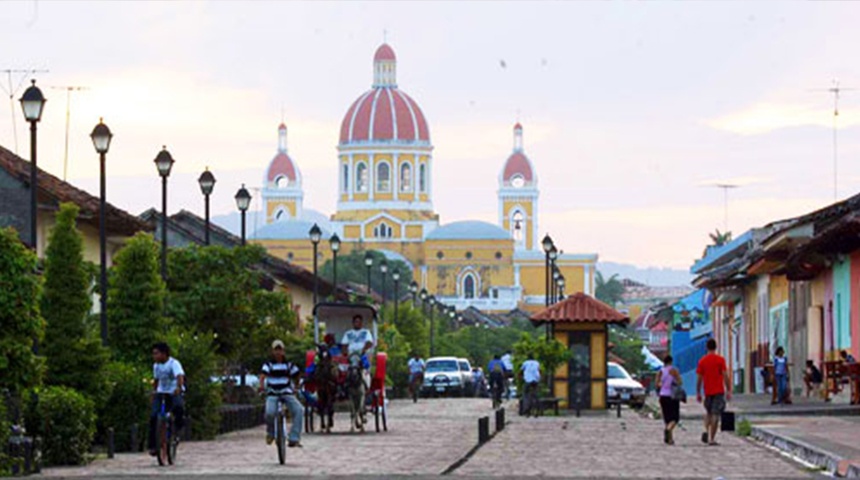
[252,43,597,312]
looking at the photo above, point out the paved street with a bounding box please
[40,398,817,479]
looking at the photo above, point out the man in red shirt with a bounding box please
[696,338,732,446]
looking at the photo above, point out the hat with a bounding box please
[271,339,285,349]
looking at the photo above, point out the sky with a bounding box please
[1,1,859,270]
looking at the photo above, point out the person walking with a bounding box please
[520,354,541,416]
[655,355,682,445]
[773,347,791,405]
[696,338,732,446]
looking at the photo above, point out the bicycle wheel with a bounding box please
[276,411,286,465]
[374,399,381,433]
[156,417,168,466]
[167,416,176,465]
[382,402,388,432]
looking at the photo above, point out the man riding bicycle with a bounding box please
[148,342,185,456]
[408,353,426,396]
[259,340,304,448]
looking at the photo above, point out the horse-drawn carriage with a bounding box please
[302,303,388,433]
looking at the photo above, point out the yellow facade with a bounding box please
[423,239,515,298]
[501,199,535,250]
[552,322,608,410]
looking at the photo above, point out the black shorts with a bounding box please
[659,396,680,424]
[704,394,726,416]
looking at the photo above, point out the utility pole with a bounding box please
[812,79,855,201]
[51,85,89,181]
[1,69,49,154]
[715,184,738,234]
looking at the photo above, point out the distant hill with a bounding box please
[597,261,692,287]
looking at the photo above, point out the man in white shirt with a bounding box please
[501,351,514,399]
[407,354,426,398]
[148,342,185,456]
[341,314,374,370]
[520,354,541,416]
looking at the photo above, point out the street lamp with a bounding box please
[364,252,373,300]
[420,288,428,316]
[197,168,216,245]
[20,80,45,251]
[549,246,559,304]
[428,295,436,356]
[542,234,554,307]
[329,233,341,296]
[154,147,175,280]
[392,268,401,324]
[235,184,252,246]
[409,280,419,304]
[309,223,322,306]
[90,118,112,347]
[552,267,561,304]
[557,275,566,301]
[380,259,388,308]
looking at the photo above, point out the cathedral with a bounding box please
[252,43,597,313]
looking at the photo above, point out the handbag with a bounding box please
[671,382,687,403]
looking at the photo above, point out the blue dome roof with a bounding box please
[252,220,330,240]
[426,221,511,241]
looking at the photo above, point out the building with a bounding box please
[252,43,598,313]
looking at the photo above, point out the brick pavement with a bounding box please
[752,416,860,476]
[40,398,486,477]
[454,411,815,479]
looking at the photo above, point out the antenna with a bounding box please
[714,184,739,233]
[50,85,89,181]
[0,68,49,154]
[811,79,855,200]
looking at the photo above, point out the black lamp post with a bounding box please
[392,268,400,324]
[235,184,251,246]
[364,251,373,299]
[20,80,45,251]
[552,267,560,304]
[380,259,388,308]
[309,224,322,306]
[558,275,566,301]
[420,288,428,316]
[549,247,559,304]
[329,233,341,296]
[90,118,112,347]
[542,234,554,307]
[198,168,216,245]
[154,147,175,280]
[428,295,436,356]
[448,306,456,330]
[409,280,419,305]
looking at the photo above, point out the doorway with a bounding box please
[568,331,591,410]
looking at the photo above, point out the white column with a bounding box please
[348,155,355,201]
[369,155,375,201]
[393,152,399,201]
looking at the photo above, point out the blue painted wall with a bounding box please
[833,258,852,350]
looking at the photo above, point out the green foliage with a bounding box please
[437,324,525,370]
[595,271,625,307]
[709,229,733,247]
[320,249,413,301]
[41,203,109,407]
[236,290,298,372]
[391,304,429,358]
[513,333,570,388]
[609,325,647,374]
[163,329,222,440]
[0,396,10,475]
[107,232,166,367]
[24,386,96,466]
[736,418,752,437]
[0,227,44,394]
[97,362,150,452]
[376,322,410,394]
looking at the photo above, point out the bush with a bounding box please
[0,396,10,475]
[97,362,150,452]
[164,330,222,440]
[737,418,752,437]
[24,386,96,466]
[376,322,411,395]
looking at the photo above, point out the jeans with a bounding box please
[776,374,788,403]
[148,394,184,451]
[266,394,303,443]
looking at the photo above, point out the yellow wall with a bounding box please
[518,264,586,298]
[769,274,789,306]
[423,239,514,296]
[343,225,361,239]
[501,200,535,250]
[267,201,296,221]
[552,322,608,409]
[363,218,403,238]
[405,225,423,239]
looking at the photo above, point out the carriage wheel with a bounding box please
[382,401,388,432]
[374,402,381,433]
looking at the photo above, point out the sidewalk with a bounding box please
[646,391,859,420]
[751,416,860,478]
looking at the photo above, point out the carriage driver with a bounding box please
[341,314,373,371]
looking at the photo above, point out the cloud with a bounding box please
[704,102,860,135]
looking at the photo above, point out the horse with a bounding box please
[345,354,367,433]
[312,345,338,433]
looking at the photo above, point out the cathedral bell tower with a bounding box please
[262,123,304,224]
[498,123,539,251]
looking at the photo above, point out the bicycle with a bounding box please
[272,395,293,465]
[409,372,423,403]
[154,394,179,466]
[490,377,504,410]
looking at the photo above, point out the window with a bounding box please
[436,251,444,259]
[419,163,426,192]
[287,252,294,261]
[465,251,473,259]
[400,163,412,192]
[495,251,502,260]
[373,222,393,238]
[356,163,368,192]
[511,174,525,188]
[342,164,349,192]
[512,211,524,242]
[463,274,476,299]
[377,162,390,192]
[275,175,289,189]
[492,288,499,299]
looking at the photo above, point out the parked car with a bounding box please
[422,357,465,397]
[607,362,646,409]
[210,374,261,389]
[458,358,474,395]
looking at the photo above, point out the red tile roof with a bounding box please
[531,292,630,325]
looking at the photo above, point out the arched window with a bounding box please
[463,274,476,299]
[275,176,289,189]
[400,163,412,192]
[373,222,393,238]
[342,164,349,192]
[356,163,368,192]
[419,164,426,192]
[377,162,391,192]
[512,210,524,242]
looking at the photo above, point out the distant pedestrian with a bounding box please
[696,338,731,446]
[773,347,790,405]
[501,351,514,399]
[656,355,682,445]
[520,354,541,416]
[840,350,856,364]
[803,360,823,398]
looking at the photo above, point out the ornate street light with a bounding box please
[557,275,566,301]
[154,146,175,280]
[90,118,112,346]
[409,280,419,305]
[197,168,216,245]
[380,259,388,308]
[542,234,554,307]
[235,184,252,246]
[428,295,437,356]
[549,247,559,304]
[309,223,322,306]
[392,268,401,324]
[552,267,561,304]
[20,80,45,251]
[364,251,373,299]
[329,233,341,296]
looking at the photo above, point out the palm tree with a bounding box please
[708,229,732,247]
[595,271,625,307]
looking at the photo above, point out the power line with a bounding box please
[50,85,89,181]
[0,68,49,154]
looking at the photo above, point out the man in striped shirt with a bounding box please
[259,339,304,447]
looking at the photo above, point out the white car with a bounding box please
[422,357,464,397]
[607,362,646,409]
[457,358,474,395]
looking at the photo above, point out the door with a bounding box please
[568,331,591,410]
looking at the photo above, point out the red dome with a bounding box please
[503,151,533,183]
[340,87,430,144]
[267,152,297,182]
[374,43,396,62]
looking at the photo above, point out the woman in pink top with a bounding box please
[655,355,682,445]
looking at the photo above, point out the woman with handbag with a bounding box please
[656,355,683,445]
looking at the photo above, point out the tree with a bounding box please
[708,229,732,247]
[319,249,413,302]
[512,333,570,387]
[594,271,625,307]
[389,303,429,358]
[40,203,108,404]
[107,232,166,367]
[609,325,647,375]
[0,226,44,394]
